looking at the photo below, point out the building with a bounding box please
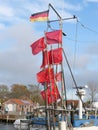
[92,102,98,109]
[3,98,37,114]
[66,100,79,109]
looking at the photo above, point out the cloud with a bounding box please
[0,5,14,17]
[62,2,82,11]
[86,42,98,55]
[0,0,98,88]
[0,23,5,30]
[85,0,98,2]
[0,20,42,86]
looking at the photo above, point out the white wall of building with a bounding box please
[5,104,16,111]
[92,102,98,108]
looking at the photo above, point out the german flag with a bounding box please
[30,10,49,22]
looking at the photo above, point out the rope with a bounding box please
[63,48,86,112]
[77,20,98,34]
[73,18,78,71]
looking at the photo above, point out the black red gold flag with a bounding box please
[30,10,49,22]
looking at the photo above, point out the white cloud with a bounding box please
[0,0,98,88]
[0,5,14,17]
[0,23,5,30]
[85,0,98,2]
[0,21,42,86]
[86,42,98,55]
[63,2,82,11]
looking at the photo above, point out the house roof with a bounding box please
[66,100,79,106]
[3,98,33,105]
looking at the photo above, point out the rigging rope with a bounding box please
[73,18,78,73]
[47,3,94,113]
[77,20,98,34]
[63,48,86,112]
[66,37,97,43]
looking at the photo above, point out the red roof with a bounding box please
[3,98,33,105]
[67,100,79,106]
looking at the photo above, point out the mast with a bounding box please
[47,4,68,130]
[49,3,67,112]
[49,4,63,130]
[30,3,85,130]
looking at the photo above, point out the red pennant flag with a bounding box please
[55,71,62,82]
[40,50,48,68]
[37,67,54,83]
[49,48,62,65]
[45,30,62,44]
[30,10,49,22]
[41,87,51,104]
[30,37,46,55]
[40,48,62,68]
[41,84,61,104]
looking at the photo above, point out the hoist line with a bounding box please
[63,49,86,112]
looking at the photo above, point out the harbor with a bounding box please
[29,3,98,130]
[0,114,24,123]
[0,123,15,130]
[0,1,98,130]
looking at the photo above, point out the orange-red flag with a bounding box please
[41,84,61,104]
[37,67,54,83]
[40,50,48,68]
[45,30,62,44]
[55,71,62,82]
[40,48,63,68]
[30,37,46,55]
[49,48,62,64]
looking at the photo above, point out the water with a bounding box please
[0,123,16,130]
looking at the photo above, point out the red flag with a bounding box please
[51,84,61,102]
[45,30,62,44]
[49,48,62,64]
[41,87,51,104]
[30,37,46,55]
[41,84,61,104]
[30,10,49,22]
[55,71,62,82]
[37,67,54,83]
[40,50,48,68]
[40,48,62,68]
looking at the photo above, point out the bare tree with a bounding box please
[87,82,98,102]
[0,84,9,102]
[10,84,30,98]
[28,84,44,105]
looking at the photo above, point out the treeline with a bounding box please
[0,84,44,104]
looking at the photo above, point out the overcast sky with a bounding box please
[0,0,98,99]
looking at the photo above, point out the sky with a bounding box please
[0,0,98,98]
